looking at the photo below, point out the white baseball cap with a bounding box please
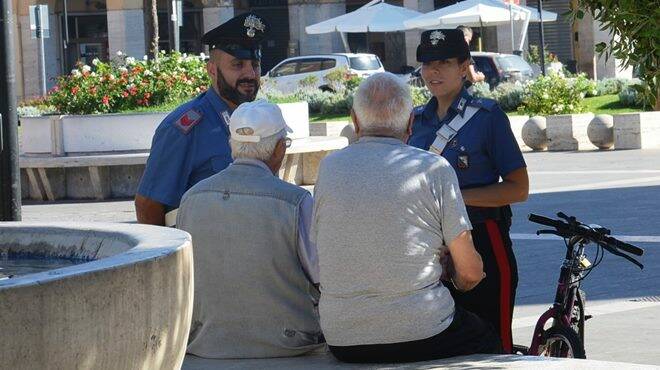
[229,99,292,143]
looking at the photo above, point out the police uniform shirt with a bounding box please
[408,88,526,190]
[137,87,233,209]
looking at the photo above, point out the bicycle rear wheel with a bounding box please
[540,325,586,359]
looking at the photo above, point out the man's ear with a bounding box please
[351,109,361,135]
[275,138,287,157]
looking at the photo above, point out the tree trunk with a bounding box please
[150,0,159,59]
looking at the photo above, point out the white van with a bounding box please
[265,53,385,94]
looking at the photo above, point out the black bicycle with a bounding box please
[516,212,644,359]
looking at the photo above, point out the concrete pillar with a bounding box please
[288,0,345,56]
[593,21,633,80]
[574,10,595,78]
[202,1,234,33]
[107,10,146,58]
[18,13,61,98]
[403,0,433,67]
[11,0,25,100]
[107,0,146,58]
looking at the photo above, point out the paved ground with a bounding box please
[20,149,660,366]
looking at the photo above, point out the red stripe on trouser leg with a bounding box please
[485,220,513,353]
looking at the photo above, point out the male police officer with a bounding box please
[408,29,529,354]
[135,13,269,225]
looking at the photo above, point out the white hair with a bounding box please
[230,129,286,161]
[352,72,413,137]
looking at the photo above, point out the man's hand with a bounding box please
[135,194,166,226]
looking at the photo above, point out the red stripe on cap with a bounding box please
[485,220,513,353]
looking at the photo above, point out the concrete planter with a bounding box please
[546,113,596,151]
[20,102,311,155]
[0,222,193,370]
[613,111,660,150]
[20,113,166,155]
[309,120,357,143]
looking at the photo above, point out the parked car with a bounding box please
[264,53,385,94]
[407,52,535,88]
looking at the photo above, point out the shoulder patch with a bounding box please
[469,97,498,112]
[413,105,426,116]
[173,109,203,134]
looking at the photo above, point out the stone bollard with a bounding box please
[613,112,660,150]
[508,115,530,151]
[546,113,596,151]
[587,114,614,150]
[522,116,548,151]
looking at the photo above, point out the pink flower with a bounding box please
[102,95,110,105]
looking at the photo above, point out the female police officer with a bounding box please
[408,29,529,353]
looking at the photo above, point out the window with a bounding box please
[297,60,322,74]
[320,58,337,71]
[271,62,297,77]
[349,55,381,71]
[497,55,533,73]
[473,56,495,75]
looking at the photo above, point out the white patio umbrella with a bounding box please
[306,1,423,33]
[403,0,528,30]
[305,0,423,52]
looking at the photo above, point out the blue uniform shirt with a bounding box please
[138,87,233,209]
[408,89,526,190]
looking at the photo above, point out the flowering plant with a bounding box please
[518,73,587,116]
[46,51,210,115]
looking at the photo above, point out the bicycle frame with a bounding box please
[528,236,586,355]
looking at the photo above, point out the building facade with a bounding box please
[10,0,631,100]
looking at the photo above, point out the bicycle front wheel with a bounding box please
[540,325,586,359]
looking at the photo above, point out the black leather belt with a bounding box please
[466,205,512,224]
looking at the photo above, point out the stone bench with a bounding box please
[182,353,655,369]
[20,136,349,201]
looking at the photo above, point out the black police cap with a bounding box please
[416,29,470,63]
[202,12,269,60]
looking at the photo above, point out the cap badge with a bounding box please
[244,15,265,38]
[430,30,445,46]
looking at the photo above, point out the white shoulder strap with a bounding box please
[429,105,480,155]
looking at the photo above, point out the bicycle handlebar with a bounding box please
[528,212,644,268]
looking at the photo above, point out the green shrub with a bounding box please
[298,75,319,89]
[569,74,598,97]
[410,86,432,107]
[471,82,494,99]
[596,78,631,96]
[518,74,586,115]
[619,85,646,108]
[492,82,525,112]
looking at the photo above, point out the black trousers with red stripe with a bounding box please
[448,218,519,353]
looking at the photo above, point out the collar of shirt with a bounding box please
[421,88,472,126]
[356,136,406,146]
[232,158,272,174]
[204,86,233,119]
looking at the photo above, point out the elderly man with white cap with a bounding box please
[177,100,324,359]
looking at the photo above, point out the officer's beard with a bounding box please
[216,67,259,106]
